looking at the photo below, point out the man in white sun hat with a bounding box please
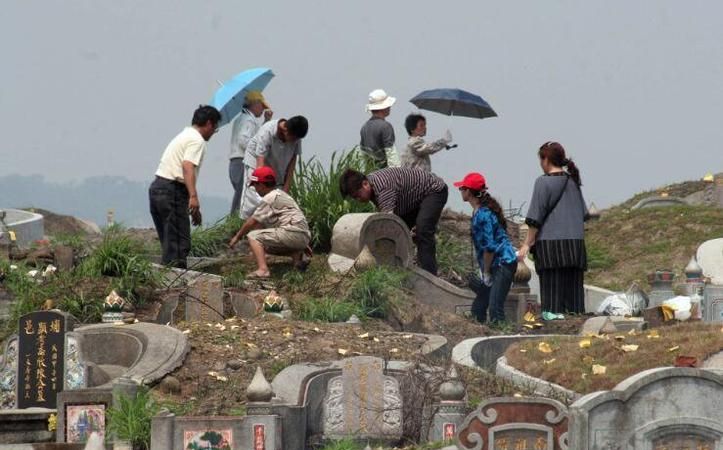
[359,89,400,169]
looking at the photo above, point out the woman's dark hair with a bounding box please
[339,169,367,198]
[286,116,309,139]
[470,189,508,231]
[404,114,425,135]
[192,105,222,127]
[538,141,582,186]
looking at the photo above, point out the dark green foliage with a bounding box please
[290,150,375,252]
[345,266,409,319]
[296,297,362,322]
[106,387,160,450]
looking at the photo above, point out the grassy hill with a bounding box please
[585,180,722,291]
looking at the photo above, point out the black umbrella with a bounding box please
[410,88,497,119]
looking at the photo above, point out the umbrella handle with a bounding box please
[445,144,458,150]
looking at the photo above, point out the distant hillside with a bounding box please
[0,174,230,228]
[585,178,723,291]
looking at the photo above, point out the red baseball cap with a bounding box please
[250,166,276,184]
[453,172,486,191]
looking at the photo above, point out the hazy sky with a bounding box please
[2,1,722,213]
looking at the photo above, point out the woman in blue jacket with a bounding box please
[455,172,518,324]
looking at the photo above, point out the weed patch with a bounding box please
[107,387,160,450]
[190,214,243,257]
[346,266,409,319]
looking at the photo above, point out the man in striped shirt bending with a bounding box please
[340,167,448,275]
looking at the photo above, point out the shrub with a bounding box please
[346,266,409,319]
[290,150,375,252]
[77,227,159,305]
[296,297,362,322]
[106,387,159,450]
[190,214,243,257]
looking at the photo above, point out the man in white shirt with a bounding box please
[239,116,309,219]
[228,91,272,214]
[149,105,221,268]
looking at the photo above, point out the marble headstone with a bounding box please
[697,238,723,285]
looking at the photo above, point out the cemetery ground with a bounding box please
[1,173,722,448]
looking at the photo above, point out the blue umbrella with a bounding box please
[211,67,274,127]
[409,88,497,119]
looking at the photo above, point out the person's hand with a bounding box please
[443,129,453,144]
[264,109,273,121]
[481,271,493,287]
[228,235,240,248]
[517,245,529,261]
[191,209,202,227]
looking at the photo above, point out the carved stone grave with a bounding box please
[328,213,413,273]
[322,356,403,440]
[703,285,723,323]
[16,310,70,409]
[185,277,224,322]
[456,397,569,450]
[696,238,723,285]
[567,367,722,450]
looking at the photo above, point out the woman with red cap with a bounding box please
[455,172,518,324]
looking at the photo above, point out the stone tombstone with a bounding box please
[53,245,74,272]
[17,310,71,409]
[696,238,723,285]
[568,367,723,450]
[328,213,414,273]
[0,336,18,409]
[185,276,224,322]
[323,356,403,440]
[456,397,569,450]
[703,285,723,323]
[647,270,675,307]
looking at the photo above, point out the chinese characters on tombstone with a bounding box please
[17,311,67,408]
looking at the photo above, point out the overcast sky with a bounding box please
[2,1,722,213]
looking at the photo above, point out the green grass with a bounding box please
[76,226,159,305]
[107,387,160,450]
[346,266,409,319]
[190,214,243,257]
[291,150,375,252]
[296,296,362,322]
[585,204,723,290]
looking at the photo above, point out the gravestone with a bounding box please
[696,238,723,285]
[647,270,675,307]
[0,336,18,408]
[16,310,70,409]
[328,213,414,273]
[185,277,224,322]
[456,397,569,450]
[703,284,723,323]
[568,367,723,450]
[53,245,74,272]
[228,291,261,318]
[631,196,688,210]
[322,356,403,440]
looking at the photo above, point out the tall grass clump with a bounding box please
[106,387,159,450]
[190,214,243,257]
[77,226,158,305]
[346,266,409,319]
[291,150,375,252]
[296,297,362,322]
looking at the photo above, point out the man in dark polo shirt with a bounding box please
[340,167,448,275]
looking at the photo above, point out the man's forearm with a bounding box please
[182,164,198,198]
[234,217,259,240]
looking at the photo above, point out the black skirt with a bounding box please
[533,239,587,271]
[534,239,586,314]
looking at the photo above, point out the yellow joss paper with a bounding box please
[592,364,607,375]
[522,324,534,329]
[668,346,680,352]
[544,358,556,365]
[524,311,536,322]
[579,339,592,349]
[647,330,660,339]
[621,344,639,352]
[538,342,553,353]
[614,335,625,341]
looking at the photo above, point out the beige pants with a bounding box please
[247,228,310,255]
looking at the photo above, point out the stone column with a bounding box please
[427,367,468,443]
[648,270,675,307]
[150,409,175,450]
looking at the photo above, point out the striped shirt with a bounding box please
[367,167,447,216]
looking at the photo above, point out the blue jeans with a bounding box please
[471,261,517,323]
